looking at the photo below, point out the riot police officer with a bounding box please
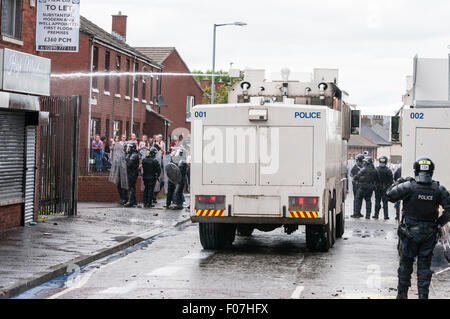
[165,149,186,210]
[387,158,450,299]
[142,147,161,208]
[124,143,140,207]
[350,154,365,218]
[172,159,187,210]
[373,156,394,220]
[352,157,378,219]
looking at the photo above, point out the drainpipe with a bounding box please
[130,55,137,137]
[87,36,95,174]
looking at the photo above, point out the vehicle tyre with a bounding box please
[306,224,330,252]
[199,223,236,250]
[330,209,336,247]
[237,225,254,237]
[336,211,345,238]
[336,201,345,238]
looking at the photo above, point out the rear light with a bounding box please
[196,195,226,210]
[197,195,220,204]
[289,196,319,212]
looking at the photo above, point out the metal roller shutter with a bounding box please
[0,111,25,202]
[24,126,37,224]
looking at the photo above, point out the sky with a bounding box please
[80,0,450,115]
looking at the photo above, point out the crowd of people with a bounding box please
[105,133,190,210]
[349,154,401,220]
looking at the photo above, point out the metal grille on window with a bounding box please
[0,111,25,202]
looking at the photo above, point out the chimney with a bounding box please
[200,79,211,90]
[112,11,127,42]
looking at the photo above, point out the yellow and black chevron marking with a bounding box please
[289,211,319,219]
[196,210,225,217]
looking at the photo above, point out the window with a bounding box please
[141,67,147,101]
[133,122,140,139]
[133,62,139,98]
[90,118,101,138]
[92,46,99,89]
[125,59,131,96]
[150,70,154,103]
[104,51,110,92]
[115,56,121,95]
[186,96,195,122]
[113,120,122,138]
[1,0,23,39]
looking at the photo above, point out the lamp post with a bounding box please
[211,22,247,104]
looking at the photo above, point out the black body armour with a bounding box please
[403,181,441,222]
[376,166,393,189]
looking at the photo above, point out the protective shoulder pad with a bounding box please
[439,185,450,199]
[387,181,412,202]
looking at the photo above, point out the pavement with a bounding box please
[0,199,191,299]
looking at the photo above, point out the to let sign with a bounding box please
[0,49,51,96]
[36,0,81,52]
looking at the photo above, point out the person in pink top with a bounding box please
[92,135,104,172]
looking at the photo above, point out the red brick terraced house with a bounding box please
[135,47,204,142]
[42,13,170,175]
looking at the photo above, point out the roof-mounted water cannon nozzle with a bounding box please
[319,82,328,100]
[280,68,291,97]
[258,86,265,96]
[305,87,311,96]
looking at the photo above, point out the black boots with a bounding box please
[419,293,429,299]
[397,286,408,299]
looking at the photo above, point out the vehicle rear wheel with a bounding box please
[199,223,236,250]
[336,202,345,238]
[330,209,336,247]
[336,211,345,238]
[306,224,330,252]
[237,225,254,237]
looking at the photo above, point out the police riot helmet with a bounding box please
[126,142,137,154]
[356,154,365,163]
[149,147,158,158]
[378,156,388,167]
[171,148,186,165]
[413,157,435,184]
[364,157,374,166]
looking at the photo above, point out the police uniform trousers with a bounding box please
[352,181,360,214]
[374,186,390,218]
[166,181,176,207]
[173,179,186,207]
[128,174,138,205]
[398,217,439,296]
[117,175,128,203]
[354,185,374,217]
[143,177,157,206]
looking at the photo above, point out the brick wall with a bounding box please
[78,176,145,203]
[0,204,23,230]
[0,1,39,55]
[43,32,165,173]
[158,50,203,135]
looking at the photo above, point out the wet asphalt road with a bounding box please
[15,198,450,299]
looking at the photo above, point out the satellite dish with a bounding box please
[157,95,167,107]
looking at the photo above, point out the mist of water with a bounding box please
[51,71,216,79]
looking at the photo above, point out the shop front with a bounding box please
[0,48,50,230]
